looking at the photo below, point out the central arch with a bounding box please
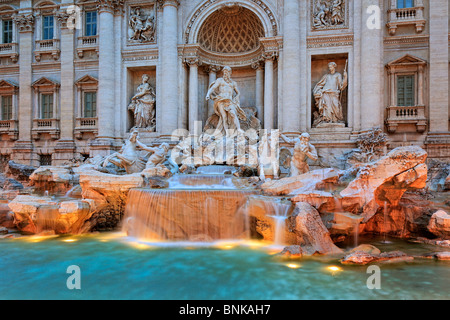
[185,0,278,45]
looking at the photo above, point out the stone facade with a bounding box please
[0,0,448,167]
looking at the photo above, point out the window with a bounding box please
[42,15,54,40]
[397,0,414,8]
[84,92,96,118]
[85,11,97,37]
[41,94,53,119]
[1,95,12,120]
[39,154,52,166]
[2,20,13,44]
[397,75,415,106]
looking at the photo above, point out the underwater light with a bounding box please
[327,266,342,273]
[62,239,77,243]
[286,263,301,269]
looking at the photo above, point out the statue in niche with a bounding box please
[129,7,155,43]
[280,133,318,177]
[313,0,345,29]
[313,61,348,127]
[205,66,247,135]
[102,129,147,174]
[128,74,156,132]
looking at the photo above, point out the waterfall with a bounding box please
[123,188,256,242]
[266,200,292,246]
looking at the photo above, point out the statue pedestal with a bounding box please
[315,122,346,129]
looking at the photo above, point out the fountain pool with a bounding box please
[0,233,449,300]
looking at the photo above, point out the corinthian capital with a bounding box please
[13,13,35,33]
[157,0,180,10]
[97,0,125,14]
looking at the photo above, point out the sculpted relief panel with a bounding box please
[312,0,347,30]
[128,6,156,43]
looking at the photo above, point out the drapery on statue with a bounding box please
[129,7,155,42]
[280,133,318,177]
[313,61,348,127]
[102,129,147,174]
[128,74,156,131]
[205,66,246,135]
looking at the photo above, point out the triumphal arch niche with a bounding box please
[181,2,281,132]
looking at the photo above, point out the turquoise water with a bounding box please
[0,234,449,300]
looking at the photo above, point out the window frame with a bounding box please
[397,0,414,9]
[40,93,54,119]
[397,74,416,107]
[42,15,55,40]
[2,19,13,44]
[1,95,13,120]
[84,10,97,37]
[83,91,97,118]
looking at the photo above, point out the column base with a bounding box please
[53,140,77,166]
[11,141,39,167]
[424,132,450,159]
[89,137,123,158]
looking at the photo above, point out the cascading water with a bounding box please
[266,200,292,246]
[123,174,257,242]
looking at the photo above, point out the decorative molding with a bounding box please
[383,35,429,47]
[306,34,353,48]
[122,48,159,62]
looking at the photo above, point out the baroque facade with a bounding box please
[0,0,448,167]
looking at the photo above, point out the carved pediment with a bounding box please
[387,54,427,67]
[0,79,18,89]
[75,75,98,87]
[32,77,60,89]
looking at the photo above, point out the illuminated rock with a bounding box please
[428,210,450,238]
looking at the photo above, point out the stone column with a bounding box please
[93,1,116,154]
[282,0,301,131]
[252,62,264,127]
[160,0,179,135]
[264,55,275,130]
[187,58,199,134]
[12,12,36,166]
[360,0,383,130]
[428,0,449,133]
[54,9,76,165]
[206,65,219,118]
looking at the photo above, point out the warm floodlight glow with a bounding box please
[62,239,77,243]
[286,263,301,269]
[327,266,343,274]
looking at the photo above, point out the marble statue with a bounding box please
[205,66,247,135]
[141,143,170,169]
[129,7,155,43]
[258,131,280,180]
[313,61,348,127]
[128,74,156,131]
[102,129,146,174]
[280,133,318,176]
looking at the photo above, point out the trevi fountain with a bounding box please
[0,65,449,300]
